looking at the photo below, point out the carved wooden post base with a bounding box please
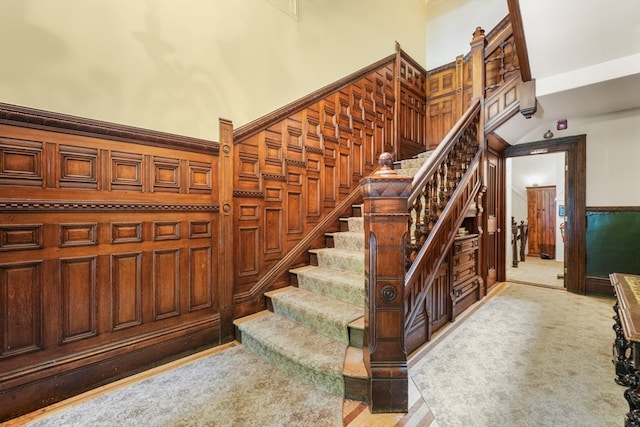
[625,375,640,427]
[614,301,635,386]
[625,410,640,427]
[361,153,412,414]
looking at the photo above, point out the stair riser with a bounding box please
[349,325,364,349]
[270,298,351,345]
[313,252,364,273]
[240,332,345,396]
[331,233,364,251]
[294,272,365,307]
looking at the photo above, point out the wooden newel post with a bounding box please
[360,152,412,413]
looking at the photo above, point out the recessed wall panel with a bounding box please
[189,246,212,311]
[0,261,42,357]
[153,249,180,319]
[60,257,97,343]
[110,252,142,330]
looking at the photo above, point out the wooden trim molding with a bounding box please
[504,134,587,294]
[0,200,219,213]
[506,0,532,82]
[0,103,219,155]
[233,54,396,142]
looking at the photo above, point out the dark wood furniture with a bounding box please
[451,233,481,320]
[610,273,640,426]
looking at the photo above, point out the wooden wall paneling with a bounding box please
[110,251,142,330]
[396,54,427,159]
[0,261,43,358]
[227,56,429,319]
[217,118,234,342]
[58,145,99,190]
[152,249,180,320]
[0,109,222,420]
[189,246,213,311]
[0,137,44,188]
[305,149,323,221]
[60,256,97,343]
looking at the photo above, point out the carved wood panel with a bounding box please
[0,115,221,420]
[232,61,406,313]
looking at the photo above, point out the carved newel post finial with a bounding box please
[472,26,485,42]
[376,152,396,176]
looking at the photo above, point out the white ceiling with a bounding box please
[494,0,640,143]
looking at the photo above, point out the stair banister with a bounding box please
[408,98,481,206]
[403,101,482,334]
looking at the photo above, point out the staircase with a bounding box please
[234,204,368,400]
[233,152,433,402]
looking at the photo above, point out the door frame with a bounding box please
[502,134,586,294]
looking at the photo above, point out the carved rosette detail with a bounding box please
[380,285,398,304]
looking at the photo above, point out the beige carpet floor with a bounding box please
[18,282,625,427]
[507,256,565,288]
[23,344,344,427]
[410,282,625,426]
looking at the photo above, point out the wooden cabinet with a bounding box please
[527,186,556,258]
[450,234,482,320]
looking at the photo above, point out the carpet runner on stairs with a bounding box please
[234,208,366,399]
[234,151,434,402]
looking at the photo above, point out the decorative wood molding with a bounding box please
[0,200,219,212]
[507,0,532,82]
[587,206,640,212]
[0,103,219,155]
[232,190,264,198]
[504,135,587,294]
[485,15,511,42]
[233,54,396,142]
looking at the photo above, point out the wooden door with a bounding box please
[527,186,556,258]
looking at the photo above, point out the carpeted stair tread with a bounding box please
[236,311,346,396]
[309,247,364,273]
[268,287,363,344]
[290,265,365,307]
[345,216,364,233]
[327,231,364,251]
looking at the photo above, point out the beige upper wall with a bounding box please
[0,0,427,141]
[425,0,507,69]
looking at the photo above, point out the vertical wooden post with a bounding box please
[219,118,235,342]
[470,28,488,295]
[470,27,486,101]
[361,152,412,413]
[391,42,402,160]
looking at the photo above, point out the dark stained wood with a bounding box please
[485,142,506,288]
[0,113,222,421]
[233,54,396,142]
[450,234,482,320]
[231,47,428,319]
[504,135,587,294]
[403,100,483,357]
[507,0,532,82]
[0,103,218,155]
[610,273,640,424]
[486,132,510,286]
[361,154,413,413]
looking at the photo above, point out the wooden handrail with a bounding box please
[404,151,482,331]
[233,54,396,143]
